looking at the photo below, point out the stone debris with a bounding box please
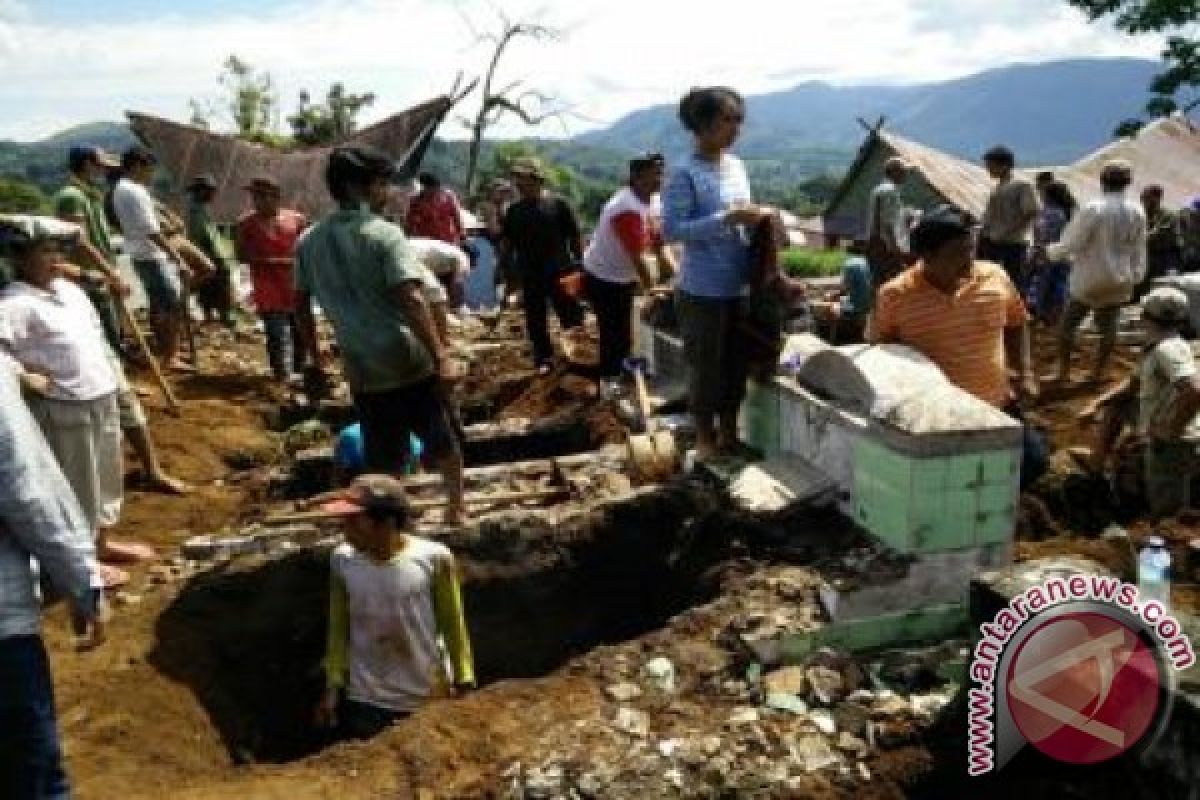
[805,665,846,705]
[791,733,842,773]
[763,665,807,696]
[604,682,642,703]
[809,709,838,736]
[642,657,676,693]
[613,707,651,738]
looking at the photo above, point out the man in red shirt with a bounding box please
[405,172,465,246]
[235,177,308,382]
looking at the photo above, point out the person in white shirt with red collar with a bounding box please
[583,153,676,381]
[0,215,153,588]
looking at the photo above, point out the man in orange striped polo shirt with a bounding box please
[869,206,1037,410]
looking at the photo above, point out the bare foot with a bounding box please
[147,472,191,495]
[99,540,157,564]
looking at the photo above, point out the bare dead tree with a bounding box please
[456,5,570,195]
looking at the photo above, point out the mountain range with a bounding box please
[0,57,1179,208]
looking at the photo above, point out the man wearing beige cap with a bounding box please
[1050,159,1147,384]
[498,156,585,372]
[863,156,912,289]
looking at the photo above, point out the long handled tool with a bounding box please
[112,290,182,415]
[262,486,569,526]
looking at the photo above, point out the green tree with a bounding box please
[1068,0,1199,132]
[0,177,47,214]
[288,83,377,146]
[189,55,279,139]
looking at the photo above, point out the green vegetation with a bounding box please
[1069,0,1200,132]
[0,177,48,214]
[780,247,846,278]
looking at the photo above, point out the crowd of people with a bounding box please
[4,82,1200,798]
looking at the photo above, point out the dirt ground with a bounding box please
[40,321,1198,799]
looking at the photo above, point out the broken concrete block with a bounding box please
[613,707,650,737]
[809,709,837,735]
[792,734,841,773]
[763,666,807,697]
[805,666,845,705]
[605,683,643,703]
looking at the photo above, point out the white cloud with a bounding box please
[0,0,1166,141]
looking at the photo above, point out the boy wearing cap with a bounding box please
[186,175,236,327]
[236,177,308,382]
[1082,287,1200,516]
[316,475,474,739]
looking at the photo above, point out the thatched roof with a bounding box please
[824,113,1200,238]
[127,95,452,223]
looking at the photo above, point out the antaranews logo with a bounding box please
[967,573,1195,775]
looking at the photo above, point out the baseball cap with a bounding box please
[67,145,119,171]
[320,475,411,522]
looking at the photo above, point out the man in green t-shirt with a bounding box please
[53,145,189,496]
[295,145,465,525]
[52,147,128,349]
[185,175,236,327]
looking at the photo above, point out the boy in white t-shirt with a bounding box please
[316,475,474,739]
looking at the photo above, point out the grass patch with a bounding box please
[781,247,846,278]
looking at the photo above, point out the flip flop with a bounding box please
[97,563,130,589]
[99,540,157,563]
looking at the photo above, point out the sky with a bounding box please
[0,0,1167,142]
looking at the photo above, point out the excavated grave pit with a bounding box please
[148,482,747,765]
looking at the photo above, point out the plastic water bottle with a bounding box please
[1138,535,1172,608]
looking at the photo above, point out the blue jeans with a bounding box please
[262,312,302,380]
[0,636,70,800]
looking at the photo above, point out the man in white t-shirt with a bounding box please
[583,153,677,379]
[409,236,470,312]
[111,146,191,370]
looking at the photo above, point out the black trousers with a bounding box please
[585,272,636,379]
[522,269,584,366]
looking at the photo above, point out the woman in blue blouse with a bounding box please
[662,87,771,459]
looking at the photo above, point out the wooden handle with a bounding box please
[263,486,568,525]
[112,292,182,415]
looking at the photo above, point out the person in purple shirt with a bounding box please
[662,87,772,460]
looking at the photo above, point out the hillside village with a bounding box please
[2,5,1200,798]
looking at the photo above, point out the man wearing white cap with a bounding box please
[1082,286,1200,516]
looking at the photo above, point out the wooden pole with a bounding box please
[112,291,182,415]
[263,486,568,526]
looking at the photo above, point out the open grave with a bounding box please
[149,482,734,764]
